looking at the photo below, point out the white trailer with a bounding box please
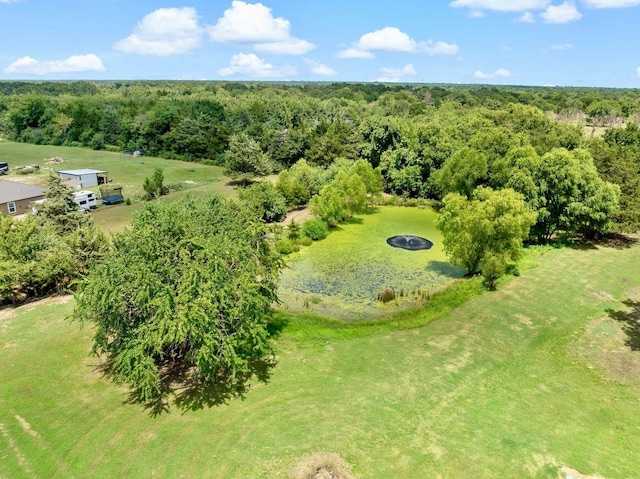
[73,190,97,211]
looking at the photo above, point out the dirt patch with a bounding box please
[625,287,640,302]
[24,294,73,311]
[0,307,16,321]
[587,291,615,302]
[290,452,355,479]
[570,316,640,385]
[280,207,313,226]
[0,422,33,475]
[516,313,533,328]
[559,466,605,479]
[15,415,39,438]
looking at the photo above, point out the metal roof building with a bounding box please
[56,169,108,188]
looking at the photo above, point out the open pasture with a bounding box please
[1,238,639,478]
[0,141,233,231]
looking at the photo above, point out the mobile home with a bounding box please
[73,190,97,211]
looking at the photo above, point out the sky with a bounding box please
[0,0,639,87]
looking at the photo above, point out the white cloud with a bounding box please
[114,7,203,56]
[208,1,288,42]
[469,10,486,16]
[450,0,550,12]
[374,64,417,82]
[550,42,574,49]
[208,1,314,55]
[4,54,106,75]
[474,68,512,79]
[515,11,536,21]
[357,27,418,53]
[337,27,416,58]
[253,39,315,55]
[582,0,640,7]
[335,47,375,59]
[303,59,337,76]
[422,40,459,55]
[0,0,19,3]
[540,1,582,23]
[218,52,296,77]
[337,27,457,59]
[637,66,640,78]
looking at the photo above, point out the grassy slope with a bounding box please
[1,241,639,478]
[0,141,235,231]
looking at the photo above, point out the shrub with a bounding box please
[15,167,39,175]
[299,236,313,246]
[276,239,299,255]
[302,218,328,241]
[238,181,287,223]
[287,219,301,240]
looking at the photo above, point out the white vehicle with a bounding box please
[73,190,97,211]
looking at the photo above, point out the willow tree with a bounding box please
[73,196,282,404]
[436,187,536,288]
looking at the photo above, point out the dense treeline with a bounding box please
[1,81,638,232]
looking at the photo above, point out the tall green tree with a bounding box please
[434,147,489,198]
[436,187,536,287]
[1,176,105,303]
[310,170,367,224]
[224,132,272,180]
[73,197,283,404]
[531,148,619,241]
[275,159,324,207]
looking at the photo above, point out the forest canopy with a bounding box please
[0,80,637,233]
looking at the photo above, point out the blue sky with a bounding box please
[0,0,639,86]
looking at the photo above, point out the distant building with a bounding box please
[0,179,46,216]
[56,169,108,188]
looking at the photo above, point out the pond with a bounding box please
[278,206,465,320]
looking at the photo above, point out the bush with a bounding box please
[276,239,299,255]
[14,167,39,175]
[287,219,301,240]
[238,181,287,223]
[299,236,313,246]
[302,218,328,241]
[90,133,105,150]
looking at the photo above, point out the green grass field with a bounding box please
[0,141,235,231]
[1,237,639,478]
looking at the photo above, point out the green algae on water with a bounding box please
[278,206,464,320]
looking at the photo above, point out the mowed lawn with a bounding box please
[1,238,639,478]
[0,141,235,231]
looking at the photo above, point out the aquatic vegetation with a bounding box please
[278,206,465,319]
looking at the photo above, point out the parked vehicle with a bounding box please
[0,162,8,175]
[73,190,97,211]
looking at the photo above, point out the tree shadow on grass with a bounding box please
[115,357,277,417]
[606,299,640,351]
[172,357,276,413]
[97,353,278,417]
[539,233,638,251]
[574,233,638,251]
